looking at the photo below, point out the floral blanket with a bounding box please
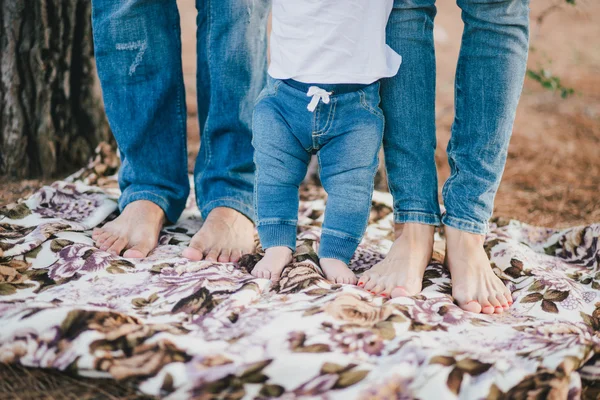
[1,149,599,399]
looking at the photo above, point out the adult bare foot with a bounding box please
[320,258,357,285]
[251,246,293,281]
[92,200,165,258]
[445,226,512,315]
[358,223,434,298]
[182,207,255,263]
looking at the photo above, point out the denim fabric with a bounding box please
[381,0,530,234]
[253,77,384,264]
[91,0,269,223]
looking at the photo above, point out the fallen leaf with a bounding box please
[334,369,369,389]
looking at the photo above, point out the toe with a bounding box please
[123,249,145,258]
[123,243,152,259]
[251,267,262,278]
[263,270,275,280]
[205,248,220,262]
[230,249,243,263]
[357,274,371,287]
[99,234,118,251]
[218,249,232,263]
[107,237,128,256]
[504,292,513,306]
[182,246,204,261]
[488,294,502,309]
[479,295,496,314]
[390,286,410,298]
[252,268,267,279]
[383,280,397,296]
[335,276,347,284]
[459,300,482,313]
[364,275,379,291]
[496,292,509,308]
[92,228,105,239]
[481,305,495,314]
[95,231,112,246]
[371,280,387,295]
[494,306,504,314]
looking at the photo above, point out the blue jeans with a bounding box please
[91,0,269,223]
[253,78,384,264]
[381,0,530,234]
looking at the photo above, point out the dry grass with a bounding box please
[0,364,153,400]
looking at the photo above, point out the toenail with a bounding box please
[358,282,364,287]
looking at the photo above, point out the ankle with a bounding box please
[264,246,293,259]
[394,223,435,243]
[123,200,165,221]
[208,207,253,224]
[320,257,347,267]
[445,226,485,247]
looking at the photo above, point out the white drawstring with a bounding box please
[306,86,332,112]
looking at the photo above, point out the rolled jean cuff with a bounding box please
[201,198,255,225]
[395,211,442,227]
[441,214,489,235]
[119,190,183,225]
[319,232,361,265]
[257,221,297,251]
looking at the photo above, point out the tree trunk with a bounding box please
[0,0,110,179]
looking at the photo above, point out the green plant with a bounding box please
[526,68,575,99]
[527,0,577,97]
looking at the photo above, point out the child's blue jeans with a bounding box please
[252,77,384,264]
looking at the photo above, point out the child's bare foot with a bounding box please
[320,258,357,285]
[251,246,293,281]
[445,226,512,314]
[182,207,255,263]
[92,200,165,258]
[358,223,434,298]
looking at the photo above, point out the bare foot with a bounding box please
[92,200,165,258]
[251,246,293,281]
[358,223,434,298]
[445,226,512,315]
[320,258,357,285]
[182,207,255,263]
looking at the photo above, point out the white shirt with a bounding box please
[268,0,402,85]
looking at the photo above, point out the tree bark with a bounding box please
[0,0,109,179]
